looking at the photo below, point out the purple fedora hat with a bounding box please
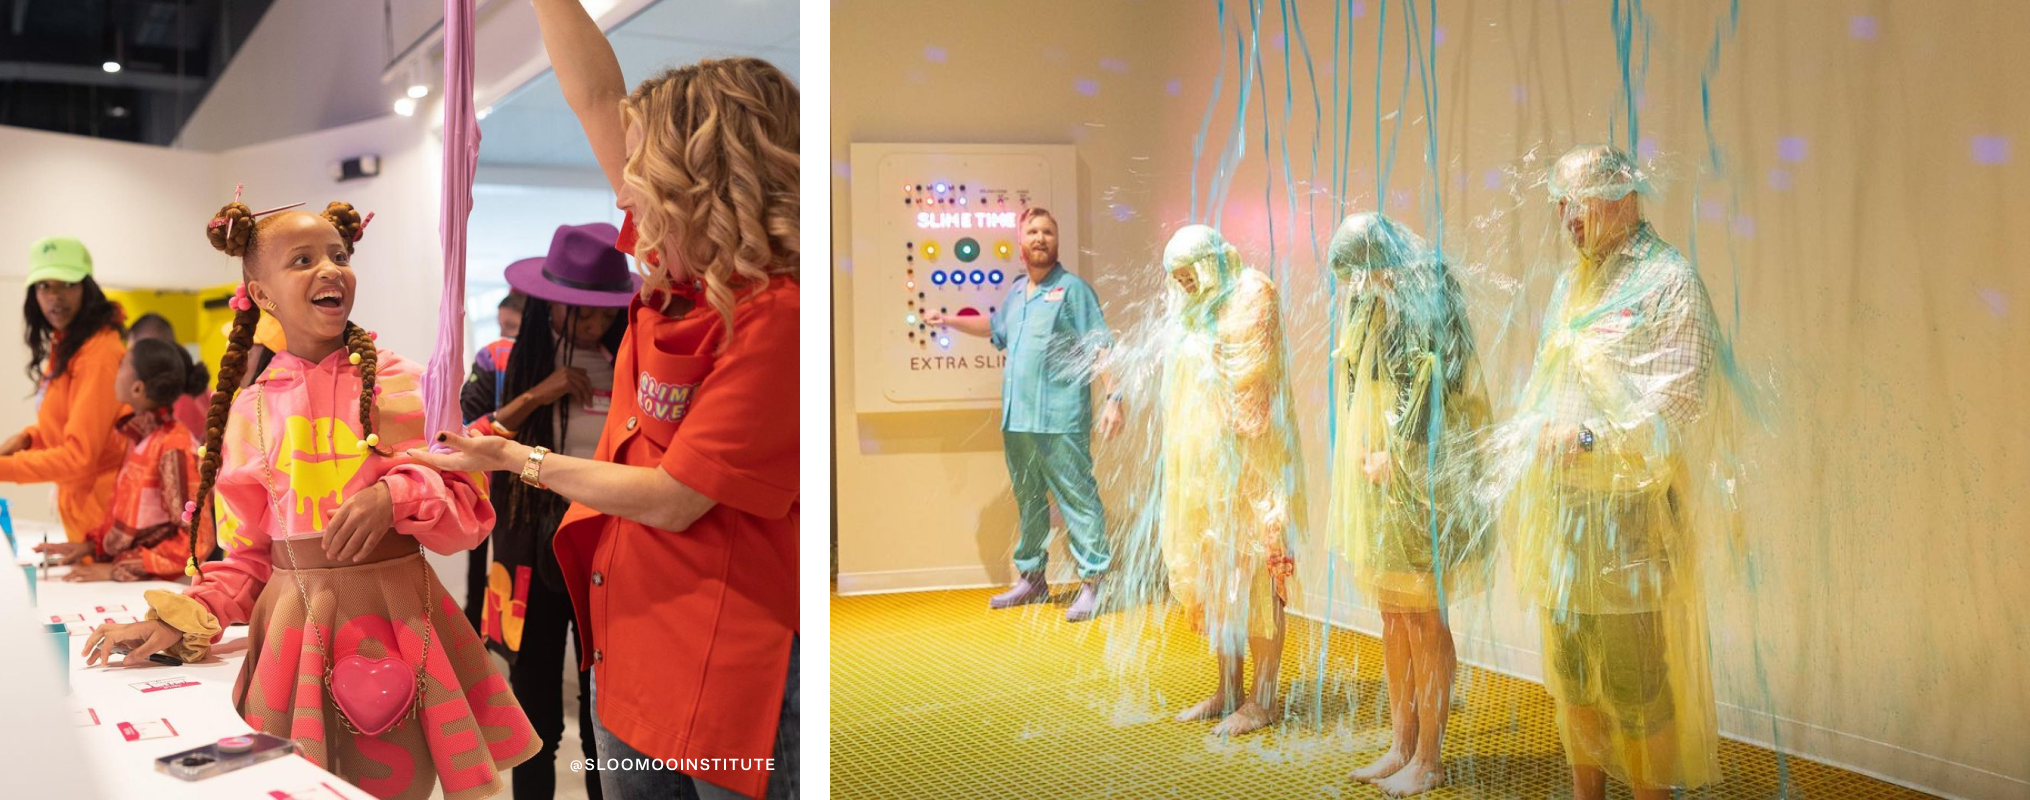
[504,222,642,308]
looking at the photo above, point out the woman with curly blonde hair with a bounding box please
[410,3,799,798]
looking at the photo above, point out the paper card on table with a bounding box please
[47,612,85,624]
[92,603,128,613]
[268,783,353,800]
[98,614,140,625]
[117,718,179,741]
[72,707,100,726]
[129,677,199,693]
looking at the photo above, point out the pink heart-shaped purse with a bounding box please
[329,655,418,737]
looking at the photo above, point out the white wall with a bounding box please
[464,168,624,357]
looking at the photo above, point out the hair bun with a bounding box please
[207,202,255,257]
[323,201,363,246]
[183,355,212,397]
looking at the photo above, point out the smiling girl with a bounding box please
[81,198,537,799]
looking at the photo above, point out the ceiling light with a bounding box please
[102,61,122,73]
[393,97,417,117]
[107,106,128,118]
[407,84,429,99]
[476,105,493,120]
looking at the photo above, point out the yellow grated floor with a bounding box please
[831,588,1940,800]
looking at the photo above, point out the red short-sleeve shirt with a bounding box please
[552,265,798,798]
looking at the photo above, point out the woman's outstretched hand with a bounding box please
[407,431,520,475]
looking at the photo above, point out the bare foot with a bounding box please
[1348,747,1411,783]
[1174,692,1238,722]
[1208,701,1279,735]
[1373,759,1445,797]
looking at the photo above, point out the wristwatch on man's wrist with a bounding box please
[1577,425,1596,452]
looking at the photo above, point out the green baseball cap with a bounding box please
[26,237,93,287]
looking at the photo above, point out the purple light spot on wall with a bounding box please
[1111,204,1135,222]
[839,258,854,275]
[1388,189,1411,209]
[1768,169,1793,191]
[1634,90,1648,110]
[1731,214,1756,239]
[1434,26,1447,47]
[1977,288,2008,318]
[1637,137,1659,160]
[1272,33,1285,51]
[1511,85,1528,105]
[1778,136,1807,162]
[1972,136,2011,165]
[1698,199,1725,222]
[1849,15,1879,40]
[1074,78,1099,97]
[1483,169,1502,189]
[924,46,947,64]
[1165,79,1183,96]
[832,160,850,178]
[1100,57,1129,74]
[1350,1,1366,18]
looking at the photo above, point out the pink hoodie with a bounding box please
[186,347,493,625]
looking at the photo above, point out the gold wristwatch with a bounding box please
[521,446,551,489]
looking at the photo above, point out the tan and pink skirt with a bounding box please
[234,535,538,799]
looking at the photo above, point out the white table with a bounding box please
[6,519,368,800]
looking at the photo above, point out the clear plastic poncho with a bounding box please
[1489,144,1746,790]
[1154,224,1308,655]
[1324,212,1495,613]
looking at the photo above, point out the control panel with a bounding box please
[849,144,1078,412]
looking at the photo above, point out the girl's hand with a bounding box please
[0,431,28,456]
[323,482,395,562]
[82,620,182,667]
[62,563,116,582]
[406,431,522,474]
[32,540,93,566]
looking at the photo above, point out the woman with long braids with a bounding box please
[461,222,634,800]
[80,197,538,800]
[409,3,800,797]
[0,237,127,542]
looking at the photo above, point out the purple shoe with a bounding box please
[1065,579,1101,622]
[989,572,1049,609]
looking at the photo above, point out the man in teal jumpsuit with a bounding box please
[925,207,1122,622]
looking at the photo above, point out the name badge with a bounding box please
[1045,286,1066,303]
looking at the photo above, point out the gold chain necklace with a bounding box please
[251,385,432,736]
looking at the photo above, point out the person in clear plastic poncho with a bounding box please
[1155,224,1306,736]
[1503,144,1737,799]
[1324,213,1494,796]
